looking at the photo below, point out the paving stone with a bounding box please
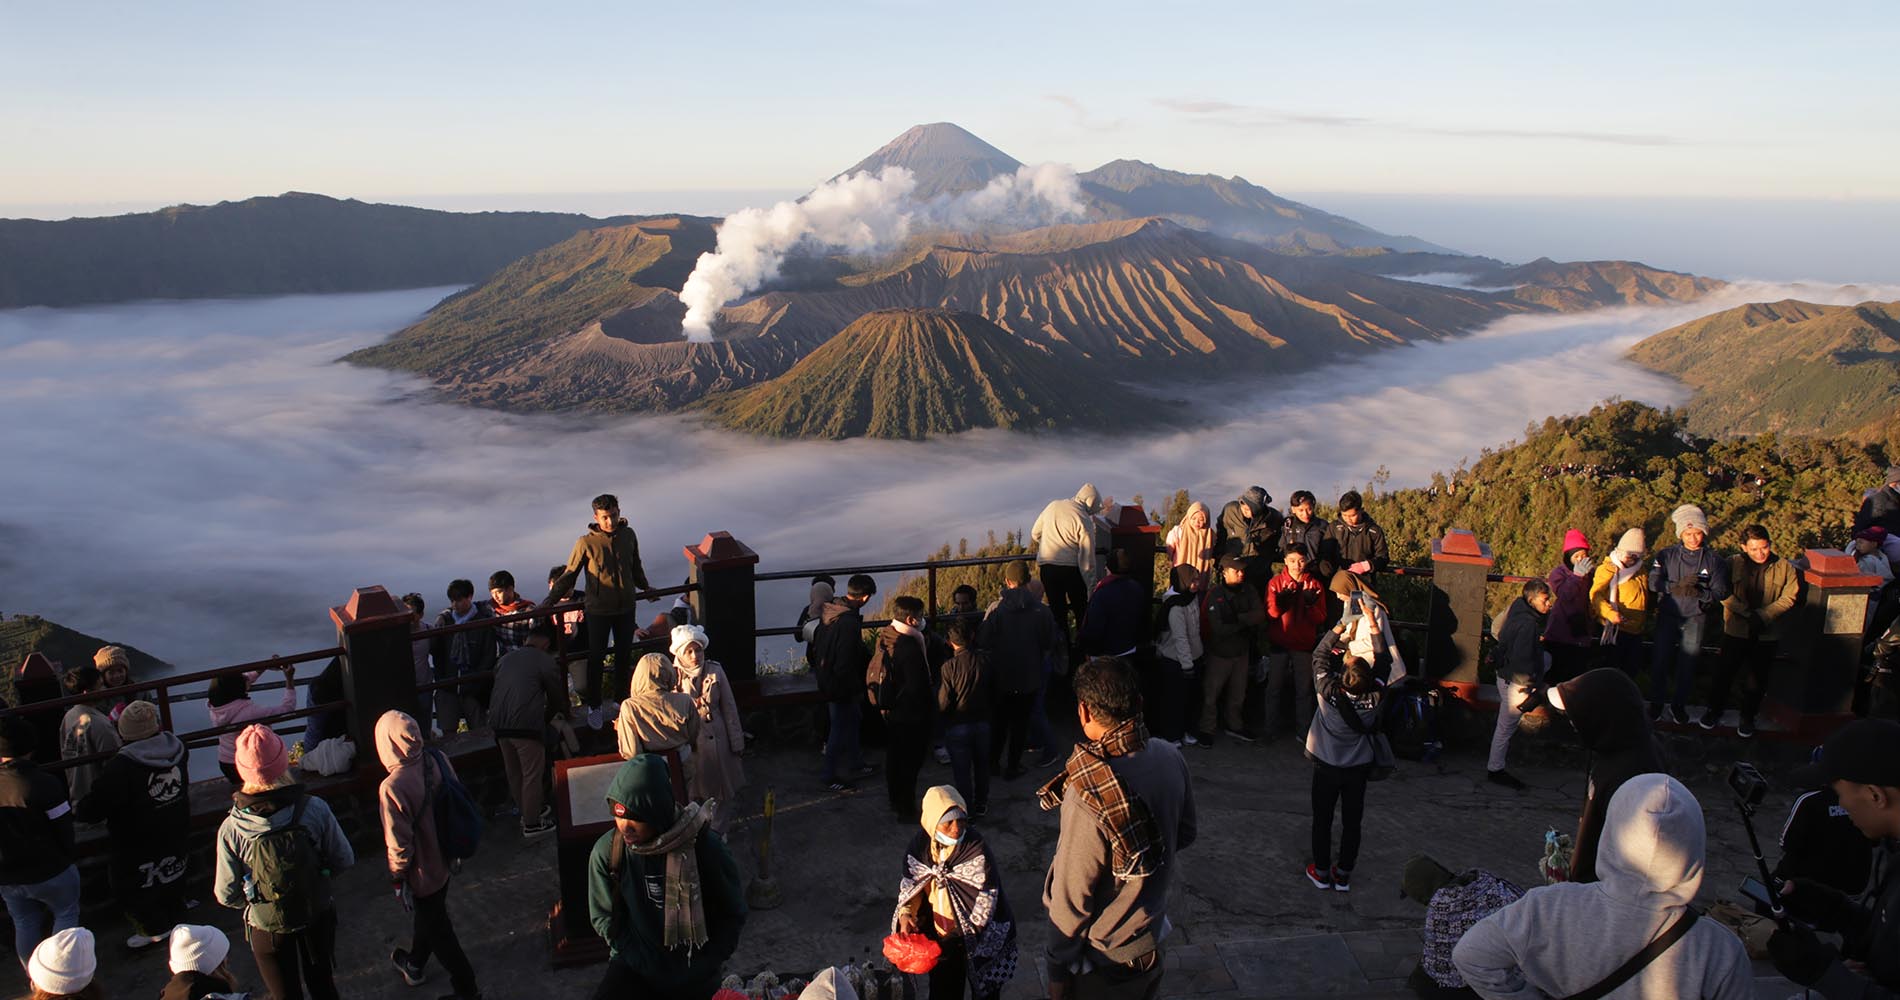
[1220,933,1368,997]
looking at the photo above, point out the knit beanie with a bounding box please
[1561,529,1591,555]
[168,924,231,975]
[1670,504,1709,536]
[27,927,96,994]
[94,645,131,671]
[1614,527,1646,557]
[235,723,289,786]
[117,699,161,741]
[669,623,709,660]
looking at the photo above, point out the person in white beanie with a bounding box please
[1647,504,1730,725]
[1590,527,1652,678]
[163,924,250,1000]
[671,624,746,834]
[26,926,98,1000]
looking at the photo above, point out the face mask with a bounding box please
[933,827,962,848]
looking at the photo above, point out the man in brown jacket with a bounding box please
[378,711,482,999]
[549,494,654,722]
[1702,524,1799,738]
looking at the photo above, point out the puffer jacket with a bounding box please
[376,712,454,897]
[1647,544,1731,619]
[979,586,1056,695]
[550,519,652,616]
[214,782,355,927]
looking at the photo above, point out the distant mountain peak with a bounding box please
[834,123,1023,199]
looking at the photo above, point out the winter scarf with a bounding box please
[1036,717,1164,880]
[626,798,714,952]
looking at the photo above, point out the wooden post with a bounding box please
[328,586,419,759]
[685,532,761,702]
[1107,504,1163,596]
[1762,549,1881,741]
[1428,529,1494,687]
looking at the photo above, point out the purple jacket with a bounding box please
[1543,565,1596,647]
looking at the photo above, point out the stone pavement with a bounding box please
[29,719,1812,999]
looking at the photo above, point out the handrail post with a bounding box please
[1762,549,1879,740]
[684,533,761,702]
[329,586,421,762]
[1427,528,1494,685]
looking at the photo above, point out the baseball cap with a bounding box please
[1790,719,1900,789]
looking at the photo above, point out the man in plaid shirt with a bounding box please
[488,570,539,655]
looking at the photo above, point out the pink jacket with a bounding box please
[376,711,453,896]
[209,672,296,764]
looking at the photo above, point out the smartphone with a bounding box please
[1739,876,1775,911]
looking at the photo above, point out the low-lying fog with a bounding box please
[0,280,1889,674]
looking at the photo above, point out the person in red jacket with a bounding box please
[1264,544,1330,740]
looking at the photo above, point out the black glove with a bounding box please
[1778,878,1853,931]
[1767,924,1837,987]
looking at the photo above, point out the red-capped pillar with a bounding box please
[1428,529,1495,684]
[329,586,420,756]
[1762,549,1884,740]
[685,532,760,702]
[1108,504,1165,596]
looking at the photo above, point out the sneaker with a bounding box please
[391,948,426,987]
[1224,728,1257,744]
[934,746,951,765]
[521,817,556,837]
[825,781,854,793]
[1651,704,1667,723]
[125,931,168,950]
[1487,769,1527,790]
[1304,863,1333,889]
[1697,710,1719,731]
[1332,868,1352,892]
[585,705,606,730]
[1738,717,1757,739]
[1182,733,1199,746]
[1670,705,1692,726]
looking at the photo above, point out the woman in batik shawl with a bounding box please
[892,785,1019,1000]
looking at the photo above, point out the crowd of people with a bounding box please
[4,468,1900,1000]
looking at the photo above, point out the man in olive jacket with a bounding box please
[550,494,654,716]
[1701,524,1799,738]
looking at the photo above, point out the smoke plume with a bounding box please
[678,163,1086,341]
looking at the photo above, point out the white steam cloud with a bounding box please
[678,163,1086,341]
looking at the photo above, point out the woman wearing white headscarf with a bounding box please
[892,785,1018,1000]
[671,625,745,833]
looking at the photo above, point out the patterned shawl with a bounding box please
[891,829,1019,994]
[1036,717,1166,880]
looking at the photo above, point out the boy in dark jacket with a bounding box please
[549,494,655,714]
[487,622,567,835]
[813,574,877,791]
[877,596,940,821]
[980,561,1057,777]
[1265,544,1330,741]
[588,755,745,1000]
[1486,580,1553,790]
[1200,555,1264,746]
[75,701,190,949]
[1078,549,1148,658]
[430,578,497,736]
[1647,503,1731,724]
[0,716,79,967]
[1279,490,1330,576]
[1321,491,1390,580]
[937,622,994,814]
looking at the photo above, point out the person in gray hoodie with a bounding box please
[1452,772,1752,999]
[1032,484,1108,664]
[74,700,190,950]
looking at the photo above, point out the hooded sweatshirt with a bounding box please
[1452,773,1751,1000]
[550,518,652,617]
[208,680,297,765]
[979,586,1056,696]
[213,782,354,927]
[1493,596,1548,686]
[375,712,454,897]
[1217,486,1279,561]
[58,702,121,802]
[1305,643,1387,767]
[1032,485,1105,579]
[1550,668,1667,884]
[1079,571,1147,657]
[75,732,190,886]
[1155,589,1203,668]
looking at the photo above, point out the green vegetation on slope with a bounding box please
[1627,299,1900,441]
[702,308,1153,439]
[1,614,168,705]
[0,193,631,308]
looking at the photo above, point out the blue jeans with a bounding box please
[943,721,992,809]
[824,700,864,783]
[1,864,81,966]
[1649,609,1707,711]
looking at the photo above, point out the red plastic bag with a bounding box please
[711,991,749,1000]
[882,932,943,974]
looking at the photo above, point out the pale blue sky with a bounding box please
[4,1,1897,217]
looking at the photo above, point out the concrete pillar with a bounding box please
[1428,529,1494,685]
[328,586,420,757]
[1762,549,1881,740]
[1108,504,1163,595]
[685,532,760,701]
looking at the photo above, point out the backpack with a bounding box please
[424,749,483,861]
[1420,869,1525,988]
[243,794,329,933]
[1385,680,1443,762]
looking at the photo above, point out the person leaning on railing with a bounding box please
[56,665,119,804]
[208,662,296,786]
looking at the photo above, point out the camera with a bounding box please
[1729,762,1768,809]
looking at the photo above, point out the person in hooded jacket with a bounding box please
[164,924,252,1000]
[981,561,1057,777]
[1590,528,1651,678]
[74,700,190,950]
[0,715,79,969]
[672,624,746,834]
[1200,554,1264,747]
[56,665,120,803]
[1216,485,1280,585]
[1452,773,1751,1000]
[877,596,941,821]
[549,493,656,716]
[587,754,746,1000]
[1304,644,1387,893]
[213,724,354,1000]
[1032,484,1108,663]
[378,711,482,1000]
[1543,529,1598,684]
[893,785,1020,1000]
[1543,668,1667,883]
[1647,503,1730,725]
[813,574,878,792]
[207,664,297,786]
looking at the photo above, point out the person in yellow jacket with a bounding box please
[1590,528,1651,678]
